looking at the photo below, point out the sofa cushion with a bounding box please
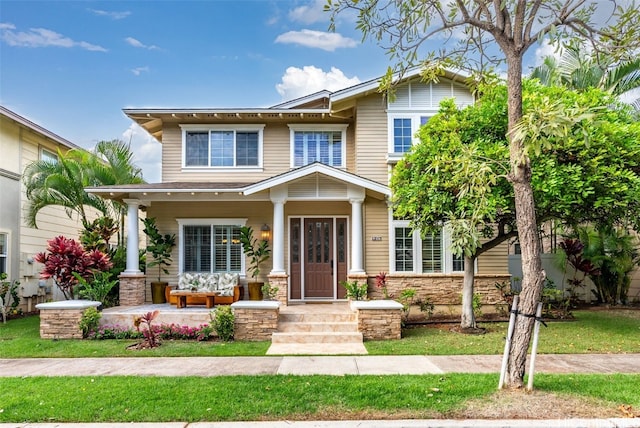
[217,273,238,296]
[178,273,219,292]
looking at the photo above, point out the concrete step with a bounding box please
[277,321,359,333]
[279,312,356,323]
[271,331,363,344]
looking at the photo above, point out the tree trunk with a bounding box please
[504,54,546,389]
[460,254,477,329]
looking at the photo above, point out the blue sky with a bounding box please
[1,0,552,183]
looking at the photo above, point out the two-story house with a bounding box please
[0,106,88,312]
[89,69,511,307]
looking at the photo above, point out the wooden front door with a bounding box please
[290,217,348,300]
[304,218,333,298]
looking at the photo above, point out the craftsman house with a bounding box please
[89,69,511,307]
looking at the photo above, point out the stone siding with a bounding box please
[119,273,146,306]
[351,301,403,341]
[268,273,289,306]
[39,308,85,339]
[233,303,279,341]
[367,274,510,305]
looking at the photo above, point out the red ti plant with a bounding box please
[559,238,600,288]
[34,235,112,300]
[133,310,160,348]
[375,271,390,299]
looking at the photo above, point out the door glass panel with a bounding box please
[307,223,314,263]
[292,219,300,264]
[338,221,345,263]
[323,222,330,263]
[315,222,321,263]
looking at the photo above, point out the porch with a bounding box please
[99,301,402,355]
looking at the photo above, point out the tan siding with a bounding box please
[148,201,274,284]
[477,240,509,274]
[161,121,354,183]
[363,198,390,274]
[354,94,388,183]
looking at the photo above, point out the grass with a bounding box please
[0,316,270,358]
[0,373,638,422]
[1,309,638,358]
[365,309,640,355]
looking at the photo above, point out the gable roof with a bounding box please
[1,105,81,150]
[244,162,390,197]
[123,68,470,143]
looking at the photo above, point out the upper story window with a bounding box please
[180,125,264,169]
[392,221,464,274]
[388,114,433,154]
[288,124,347,168]
[41,148,58,163]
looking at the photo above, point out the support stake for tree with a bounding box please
[527,302,543,391]
[498,295,519,389]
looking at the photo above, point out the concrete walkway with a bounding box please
[0,353,638,377]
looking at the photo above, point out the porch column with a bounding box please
[349,193,365,274]
[270,186,287,275]
[124,199,141,274]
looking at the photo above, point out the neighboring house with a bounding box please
[88,69,511,306]
[0,106,86,311]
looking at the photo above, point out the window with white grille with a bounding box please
[178,219,246,274]
[392,221,463,273]
[181,125,264,169]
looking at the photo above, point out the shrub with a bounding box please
[75,271,118,306]
[261,283,279,300]
[397,288,417,325]
[0,273,20,323]
[211,305,234,341]
[417,297,435,319]
[375,271,390,299]
[133,310,160,348]
[340,280,368,300]
[79,307,101,338]
[34,236,112,300]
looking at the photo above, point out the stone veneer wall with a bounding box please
[119,273,146,306]
[351,301,403,340]
[36,300,101,339]
[232,301,279,341]
[367,274,510,305]
[268,273,289,306]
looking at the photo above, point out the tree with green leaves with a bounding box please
[328,0,639,389]
[23,140,144,246]
[531,44,640,110]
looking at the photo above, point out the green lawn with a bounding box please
[0,374,638,422]
[0,309,638,358]
[366,309,640,355]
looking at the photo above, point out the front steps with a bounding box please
[267,304,367,355]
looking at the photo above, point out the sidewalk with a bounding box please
[0,354,639,377]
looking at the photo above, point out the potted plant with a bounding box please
[142,217,176,304]
[239,226,270,300]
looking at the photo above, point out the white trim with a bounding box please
[180,124,265,169]
[0,230,9,278]
[176,218,248,275]
[288,216,350,302]
[288,124,348,169]
[389,221,464,274]
[387,112,436,155]
[244,162,390,196]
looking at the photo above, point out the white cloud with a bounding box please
[88,9,131,20]
[276,65,360,100]
[131,66,149,76]
[534,39,563,67]
[122,123,162,183]
[288,0,328,24]
[125,37,160,50]
[0,24,107,51]
[275,29,357,51]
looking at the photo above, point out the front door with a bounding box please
[289,217,348,300]
[304,218,333,298]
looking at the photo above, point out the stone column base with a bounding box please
[350,300,403,340]
[231,301,280,341]
[268,273,289,306]
[119,273,146,306]
[36,300,101,339]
